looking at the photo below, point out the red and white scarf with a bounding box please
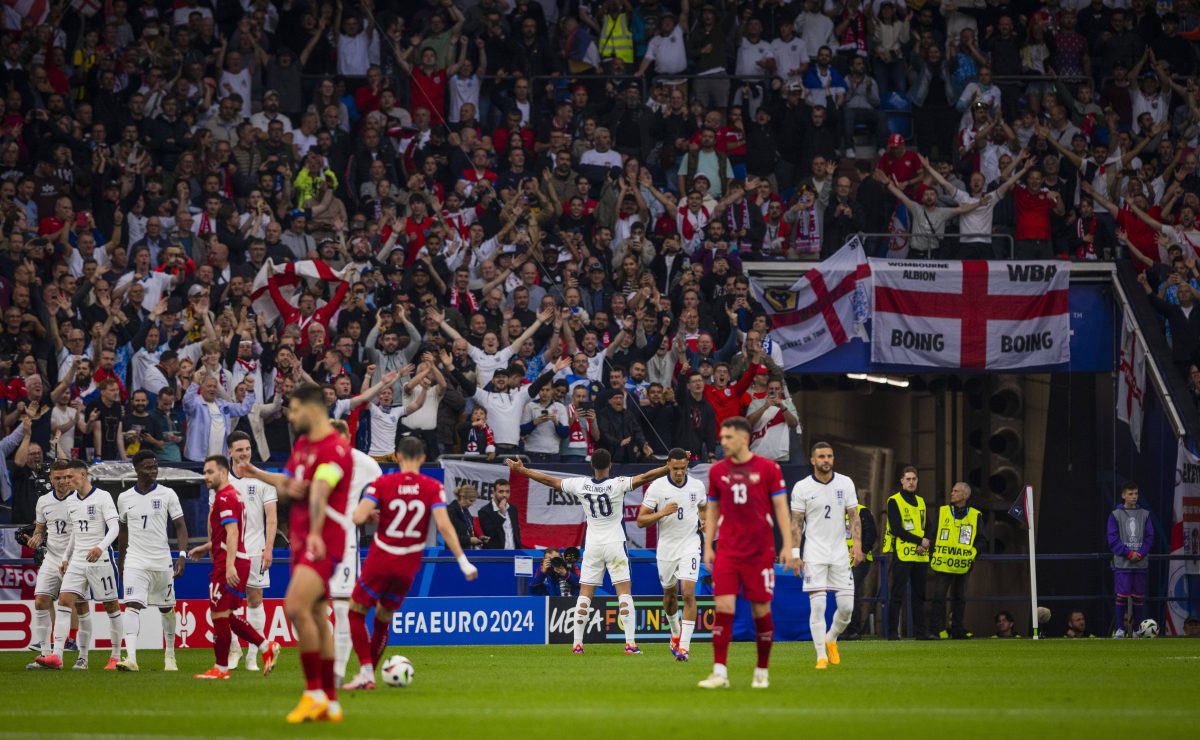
[838,8,868,55]
[725,197,751,248]
[791,206,820,257]
[449,285,479,313]
[677,205,710,252]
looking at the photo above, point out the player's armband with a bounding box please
[313,462,345,488]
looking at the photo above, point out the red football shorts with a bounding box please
[712,550,777,603]
[209,559,251,612]
[352,551,421,612]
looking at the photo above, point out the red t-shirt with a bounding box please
[1013,185,1055,241]
[878,151,922,190]
[209,484,245,572]
[703,365,760,434]
[1118,205,1160,270]
[365,471,446,557]
[402,215,434,266]
[285,431,354,563]
[355,86,382,116]
[707,454,787,559]
[409,67,448,125]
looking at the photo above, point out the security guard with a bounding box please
[928,482,986,639]
[883,466,932,639]
[841,497,877,640]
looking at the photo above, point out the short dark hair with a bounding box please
[811,441,833,456]
[721,416,752,435]
[495,478,510,489]
[226,431,252,448]
[50,459,73,472]
[901,465,919,476]
[291,383,326,407]
[131,450,157,466]
[1121,482,1139,495]
[667,448,688,461]
[591,448,612,472]
[397,436,426,461]
[204,455,229,470]
[68,459,89,472]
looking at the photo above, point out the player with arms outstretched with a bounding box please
[327,419,383,686]
[238,383,354,723]
[698,417,798,690]
[194,455,279,680]
[790,442,863,669]
[36,461,125,671]
[508,449,669,654]
[115,451,189,672]
[637,448,706,661]
[342,437,478,690]
[25,460,92,670]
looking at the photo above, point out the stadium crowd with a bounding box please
[0,0,1199,526]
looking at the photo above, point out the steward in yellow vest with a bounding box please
[884,467,932,639]
[598,5,634,64]
[929,482,987,639]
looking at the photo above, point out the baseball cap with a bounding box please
[888,133,905,148]
[187,284,206,298]
[264,89,280,99]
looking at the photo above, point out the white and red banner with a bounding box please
[1116,306,1147,450]
[870,260,1070,369]
[249,259,353,326]
[750,237,871,370]
[1167,442,1200,636]
[439,460,710,550]
[0,599,298,651]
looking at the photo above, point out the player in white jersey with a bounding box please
[637,448,707,662]
[789,442,864,669]
[507,450,668,655]
[36,461,125,671]
[328,419,383,685]
[115,451,189,672]
[25,460,93,669]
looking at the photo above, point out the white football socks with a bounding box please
[618,594,637,646]
[32,608,50,655]
[680,619,696,652]
[107,611,123,659]
[123,608,141,661]
[573,597,591,646]
[52,606,71,659]
[162,609,177,655]
[809,592,828,660]
[668,612,681,638]
[246,604,266,663]
[332,600,352,679]
[77,608,92,660]
[827,593,854,643]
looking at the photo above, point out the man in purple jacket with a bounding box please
[1107,483,1154,637]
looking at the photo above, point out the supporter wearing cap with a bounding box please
[249,89,293,136]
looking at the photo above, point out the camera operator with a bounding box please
[530,548,580,597]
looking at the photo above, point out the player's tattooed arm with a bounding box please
[505,458,564,490]
[848,506,864,565]
[790,510,806,548]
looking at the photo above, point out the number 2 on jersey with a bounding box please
[384,499,427,540]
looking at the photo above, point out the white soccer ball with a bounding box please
[1138,619,1159,638]
[380,655,414,687]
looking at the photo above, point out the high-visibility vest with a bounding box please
[882,492,929,562]
[930,505,981,574]
[845,504,873,564]
[599,13,634,63]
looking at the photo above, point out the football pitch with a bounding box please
[2,641,1199,739]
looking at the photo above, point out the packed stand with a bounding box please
[1,0,1198,523]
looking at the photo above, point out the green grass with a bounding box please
[2,640,1199,739]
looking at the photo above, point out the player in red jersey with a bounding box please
[342,437,479,690]
[698,417,799,690]
[239,384,353,723]
[194,455,280,680]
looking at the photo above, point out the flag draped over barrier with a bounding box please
[870,260,1071,369]
[1116,306,1147,450]
[750,237,872,369]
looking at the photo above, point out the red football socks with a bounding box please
[212,616,231,669]
[321,657,337,701]
[370,617,390,666]
[712,611,733,666]
[229,614,264,650]
[348,609,372,666]
[754,613,774,669]
[300,650,322,691]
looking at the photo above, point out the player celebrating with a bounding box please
[789,442,864,669]
[238,384,354,723]
[698,417,798,690]
[328,419,383,687]
[115,451,189,672]
[636,448,706,661]
[342,437,478,690]
[36,461,125,671]
[507,450,669,655]
[194,455,280,680]
[25,460,92,670]
[186,432,279,671]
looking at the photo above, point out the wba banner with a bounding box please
[249,259,353,325]
[750,237,871,370]
[871,260,1070,369]
[1167,441,1200,635]
[439,460,710,549]
[1116,306,1147,450]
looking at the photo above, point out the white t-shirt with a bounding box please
[220,68,253,119]
[206,401,226,457]
[367,403,409,457]
[35,492,75,565]
[747,398,798,461]
[520,400,568,454]
[218,475,278,555]
[471,384,532,446]
[580,148,623,170]
[449,74,481,123]
[771,36,810,83]
[736,38,774,78]
[795,11,834,53]
[561,475,634,547]
[345,449,383,556]
[118,484,183,571]
[65,488,119,566]
[952,187,1001,244]
[642,474,706,560]
[469,345,515,387]
[644,26,688,75]
[790,472,859,565]
[338,32,371,76]
[115,271,173,310]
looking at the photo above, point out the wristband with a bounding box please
[791,548,801,559]
[457,554,474,573]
